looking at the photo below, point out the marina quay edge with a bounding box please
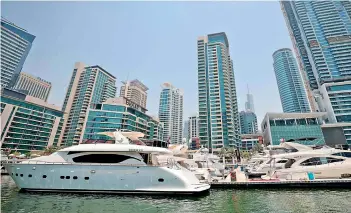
[1,1,351,212]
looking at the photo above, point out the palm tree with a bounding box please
[227,147,236,165]
[43,146,57,155]
[219,147,228,164]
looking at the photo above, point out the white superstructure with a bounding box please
[4,130,210,195]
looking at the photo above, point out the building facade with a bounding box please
[273,48,311,113]
[187,115,199,139]
[261,112,326,146]
[81,97,163,143]
[0,88,63,153]
[239,111,258,135]
[61,62,117,146]
[158,82,183,144]
[240,133,263,151]
[13,72,52,101]
[281,1,351,145]
[119,79,148,109]
[1,18,36,88]
[197,32,240,149]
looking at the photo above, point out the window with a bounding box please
[72,154,140,164]
[158,178,164,182]
[28,174,32,177]
[43,175,47,178]
[332,152,351,158]
[20,174,23,177]
[284,159,296,168]
[327,157,345,163]
[73,176,78,180]
[60,176,64,179]
[84,177,89,180]
[276,160,288,164]
[300,158,322,166]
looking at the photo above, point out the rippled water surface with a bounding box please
[2,176,351,213]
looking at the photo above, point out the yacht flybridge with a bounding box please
[4,130,210,195]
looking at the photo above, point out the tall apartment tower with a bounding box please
[273,48,311,113]
[13,72,52,101]
[245,85,255,112]
[188,115,200,139]
[1,18,35,88]
[197,32,240,149]
[239,111,258,135]
[61,62,117,146]
[281,1,351,144]
[119,79,148,109]
[158,82,183,144]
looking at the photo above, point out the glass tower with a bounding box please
[239,111,258,135]
[1,18,36,88]
[197,32,240,149]
[158,82,183,144]
[61,62,117,146]
[281,1,351,144]
[273,48,311,113]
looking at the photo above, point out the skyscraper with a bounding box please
[197,32,240,149]
[1,18,35,88]
[187,115,199,139]
[239,111,258,135]
[273,48,311,113]
[119,79,148,109]
[13,72,52,101]
[245,85,255,112]
[281,1,351,144]
[61,62,117,146]
[158,82,183,144]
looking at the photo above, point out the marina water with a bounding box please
[2,176,351,213]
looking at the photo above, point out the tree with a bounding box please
[227,147,236,165]
[219,147,228,164]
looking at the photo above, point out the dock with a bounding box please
[210,179,351,189]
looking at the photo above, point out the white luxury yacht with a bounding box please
[4,130,210,195]
[262,155,351,180]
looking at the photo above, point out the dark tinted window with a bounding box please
[300,158,322,166]
[277,160,288,164]
[327,157,345,163]
[332,152,351,158]
[72,154,139,163]
[285,159,296,168]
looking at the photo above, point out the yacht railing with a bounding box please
[3,159,182,169]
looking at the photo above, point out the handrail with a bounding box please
[3,159,182,169]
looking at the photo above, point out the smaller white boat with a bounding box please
[262,155,351,180]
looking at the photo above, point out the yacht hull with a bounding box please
[5,163,210,195]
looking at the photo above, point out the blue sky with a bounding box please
[2,1,292,126]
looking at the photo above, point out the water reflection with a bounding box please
[2,176,351,213]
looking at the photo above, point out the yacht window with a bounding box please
[28,174,32,177]
[332,152,351,158]
[84,177,89,180]
[20,174,23,177]
[72,154,140,163]
[43,175,47,178]
[327,157,345,163]
[60,176,64,179]
[300,158,322,166]
[73,176,78,180]
[66,176,70,179]
[284,159,295,168]
[276,160,288,164]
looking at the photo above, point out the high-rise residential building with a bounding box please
[245,85,255,112]
[1,18,36,88]
[197,32,240,149]
[13,72,51,101]
[273,48,311,113]
[61,62,117,146]
[119,79,148,109]
[158,82,183,144]
[81,97,163,143]
[239,111,258,135]
[281,1,351,145]
[187,115,199,139]
[1,88,64,152]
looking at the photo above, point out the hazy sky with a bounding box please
[2,1,292,126]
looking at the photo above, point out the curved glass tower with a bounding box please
[273,48,310,113]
